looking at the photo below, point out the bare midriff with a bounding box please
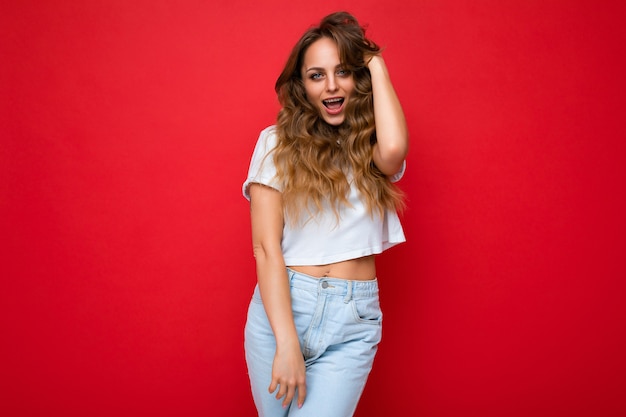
[288,255,376,281]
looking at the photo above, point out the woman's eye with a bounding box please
[310,73,323,80]
[337,69,350,77]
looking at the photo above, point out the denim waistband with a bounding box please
[287,268,379,300]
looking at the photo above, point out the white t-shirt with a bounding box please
[242,126,406,266]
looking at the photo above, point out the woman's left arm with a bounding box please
[369,55,409,176]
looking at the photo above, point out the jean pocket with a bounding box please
[350,296,383,324]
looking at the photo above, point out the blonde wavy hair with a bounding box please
[273,11,404,224]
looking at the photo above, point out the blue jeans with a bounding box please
[244,268,383,417]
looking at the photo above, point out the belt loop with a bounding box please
[343,281,353,303]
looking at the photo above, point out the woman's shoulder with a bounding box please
[259,124,277,138]
[248,125,279,163]
[256,125,278,147]
[260,124,276,133]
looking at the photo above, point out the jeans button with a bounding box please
[321,281,329,289]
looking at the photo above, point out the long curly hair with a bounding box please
[273,11,404,224]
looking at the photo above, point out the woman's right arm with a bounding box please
[249,183,307,409]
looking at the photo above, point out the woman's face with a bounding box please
[301,37,355,126]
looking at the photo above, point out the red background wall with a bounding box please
[2,1,625,416]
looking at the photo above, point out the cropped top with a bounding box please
[242,126,406,266]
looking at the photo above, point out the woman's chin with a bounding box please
[321,114,345,126]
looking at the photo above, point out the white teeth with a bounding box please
[324,98,343,103]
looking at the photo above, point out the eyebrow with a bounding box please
[304,65,344,73]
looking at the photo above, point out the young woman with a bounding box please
[242,11,408,416]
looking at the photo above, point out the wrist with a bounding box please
[367,54,384,69]
[275,337,301,353]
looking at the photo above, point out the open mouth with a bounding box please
[322,97,345,110]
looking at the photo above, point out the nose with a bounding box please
[326,75,338,92]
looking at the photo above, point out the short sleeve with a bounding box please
[242,126,281,201]
[389,160,406,183]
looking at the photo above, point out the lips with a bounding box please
[322,97,345,115]
[323,97,344,109]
